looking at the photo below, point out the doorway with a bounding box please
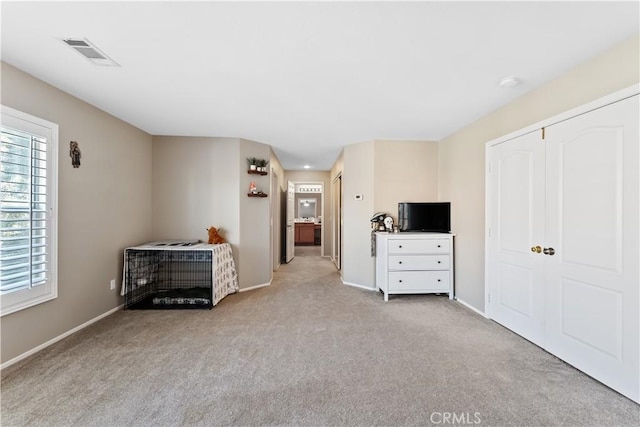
[271,169,280,271]
[291,182,324,260]
[332,174,342,270]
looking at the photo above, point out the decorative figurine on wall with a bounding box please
[69,141,81,168]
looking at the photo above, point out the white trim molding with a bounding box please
[1,304,123,370]
[342,279,376,291]
[456,298,488,318]
[239,281,271,292]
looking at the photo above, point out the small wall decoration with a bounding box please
[69,141,81,168]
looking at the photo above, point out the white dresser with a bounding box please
[375,232,454,301]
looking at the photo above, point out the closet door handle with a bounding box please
[531,246,542,254]
[543,247,555,256]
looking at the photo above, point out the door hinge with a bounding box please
[541,127,545,140]
[487,293,491,303]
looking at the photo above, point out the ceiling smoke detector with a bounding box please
[62,38,120,67]
[498,76,520,88]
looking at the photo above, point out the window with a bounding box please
[1,106,58,316]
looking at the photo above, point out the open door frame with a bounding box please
[285,180,295,263]
[332,174,342,270]
[270,169,281,271]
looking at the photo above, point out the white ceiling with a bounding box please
[2,2,638,170]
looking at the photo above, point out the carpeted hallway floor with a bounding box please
[1,251,639,426]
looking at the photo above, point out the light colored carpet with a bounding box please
[294,245,322,257]
[1,254,639,426]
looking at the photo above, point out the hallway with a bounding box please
[293,245,322,259]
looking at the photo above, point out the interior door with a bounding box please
[487,131,546,346]
[285,180,295,263]
[544,95,639,401]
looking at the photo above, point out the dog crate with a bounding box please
[124,247,214,309]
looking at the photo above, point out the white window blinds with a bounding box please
[1,129,48,293]
[1,106,58,315]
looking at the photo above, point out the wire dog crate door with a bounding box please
[124,249,213,309]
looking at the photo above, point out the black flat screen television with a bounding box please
[398,202,451,233]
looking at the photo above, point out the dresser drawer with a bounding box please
[388,255,450,270]
[388,271,450,292]
[387,238,450,254]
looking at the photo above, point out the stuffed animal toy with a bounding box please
[207,226,226,244]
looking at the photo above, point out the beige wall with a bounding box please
[342,142,375,287]
[1,62,153,364]
[330,150,344,270]
[152,136,240,243]
[373,140,439,223]
[238,139,272,288]
[152,136,273,290]
[151,136,241,279]
[331,150,344,183]
[270,149,286,268]
[438,34,640,312]
[284,170,332,257]
[333,140,440,288]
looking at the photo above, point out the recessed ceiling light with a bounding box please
[498,76,520,88]
[303,165,311,169]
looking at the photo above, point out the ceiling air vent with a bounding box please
[62,38,120,67]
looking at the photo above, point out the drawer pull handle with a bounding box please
[437,261,441,264]
[398,245,402,248]
[437,245,441,248]
[437,279,441,282]
[399,280,403,283]
[398,261,402,264]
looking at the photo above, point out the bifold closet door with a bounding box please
[487,131,546,347]
[544,95,639,401]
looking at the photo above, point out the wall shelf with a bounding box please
[248,170,268,176]
[247,193,268,198]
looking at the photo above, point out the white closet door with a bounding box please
[544,95,639,401]
[487,131,546,346]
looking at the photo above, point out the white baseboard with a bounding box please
[1,304,123,371]
[456,298,488,318]
[239,280,271,292]
[342,279,376,291]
